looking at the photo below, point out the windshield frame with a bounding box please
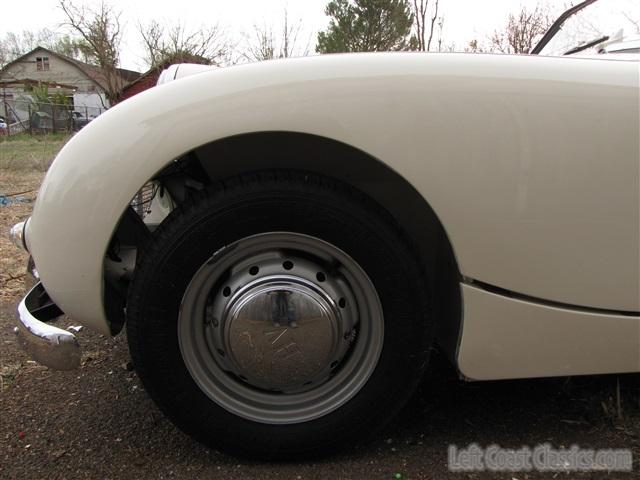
[530,0,598,55]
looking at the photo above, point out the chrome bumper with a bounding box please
[14,282,81,370]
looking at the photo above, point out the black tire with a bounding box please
[126,171,433,459]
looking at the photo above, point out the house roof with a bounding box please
[0,46,141,92]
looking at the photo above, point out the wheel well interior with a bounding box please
[107,131,462,361]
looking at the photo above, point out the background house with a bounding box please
[0,46,139,127]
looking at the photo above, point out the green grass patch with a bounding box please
[0,132,71,143]
[0,134,71,171]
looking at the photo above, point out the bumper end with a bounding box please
[14,283,81,370]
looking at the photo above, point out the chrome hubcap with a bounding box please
[178,232,384,424]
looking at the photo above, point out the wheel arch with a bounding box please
[111,131,462,359]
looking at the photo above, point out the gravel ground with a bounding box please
[1,137,639,479]
[1,303,639,480]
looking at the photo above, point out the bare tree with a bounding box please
[622,11,639,33]
[0,28,90,67]
[412,0,427,51]
[139,20,232,68]
[2,30,46,60]
[0,30,42,67]
[436,16,445,52]
[138,20,163,67]
[489,3,552,54]
[410,0,442,52]
[243,9,309,62]
[244,24,276,62]
[426,0,439,51]
[59,0,124,103]
[465,38,483,53]
[280,10,305,59]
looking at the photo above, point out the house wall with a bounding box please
[73,93,107,113]
[118,72,160,103]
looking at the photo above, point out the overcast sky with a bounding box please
[0,0,635,71]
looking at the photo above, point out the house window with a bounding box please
[36,57,50,71]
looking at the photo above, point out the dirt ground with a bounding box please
[1,136,639,479]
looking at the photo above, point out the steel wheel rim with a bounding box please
[178,232,384,424]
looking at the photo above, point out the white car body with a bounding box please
[21,51,639,379]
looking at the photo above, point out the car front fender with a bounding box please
[27,53,639,334]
